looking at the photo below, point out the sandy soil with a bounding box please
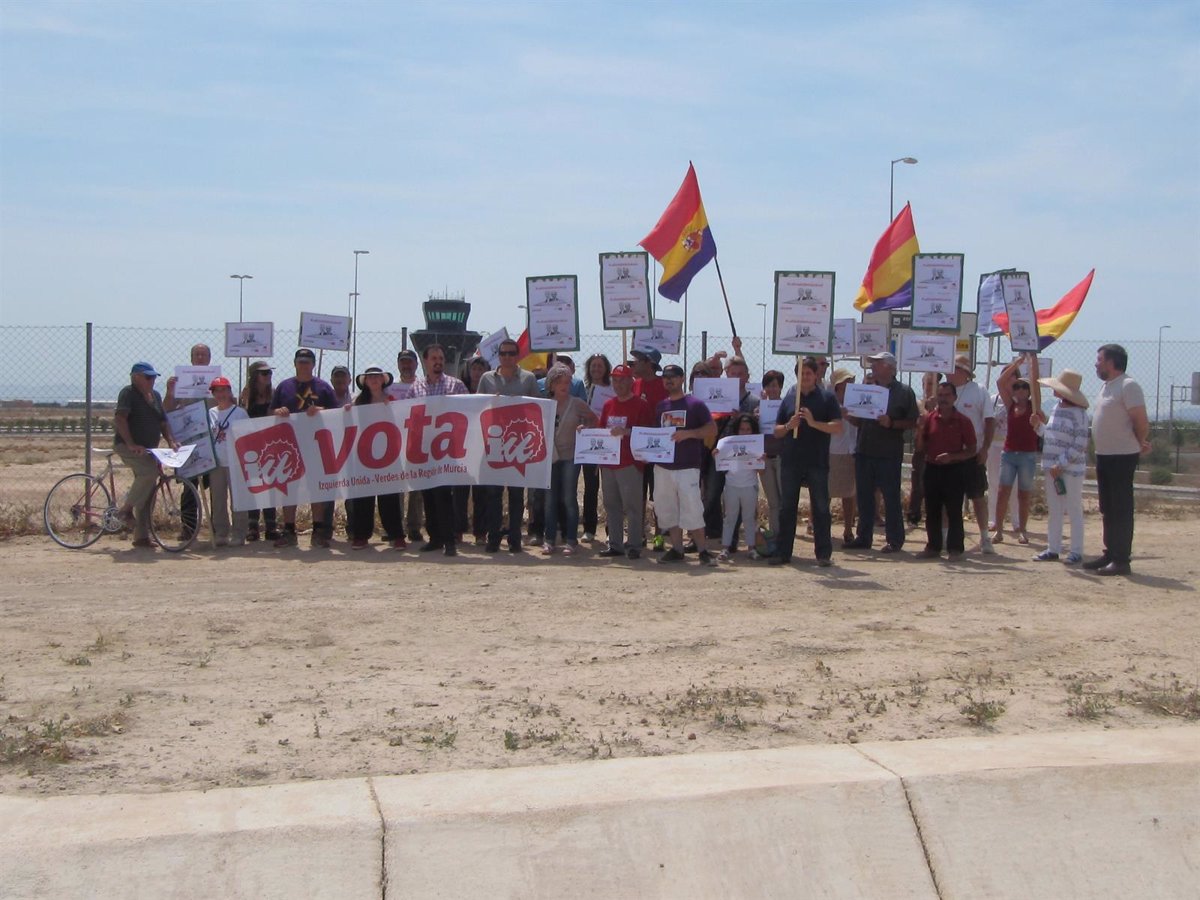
[2,508,1197,797]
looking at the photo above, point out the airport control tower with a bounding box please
[408,291,482,372]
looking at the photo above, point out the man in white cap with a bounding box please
[947,353,996,553]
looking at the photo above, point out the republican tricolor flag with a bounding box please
[853,203,921,313]
[992,269,1095,351]
[639,163,717,302]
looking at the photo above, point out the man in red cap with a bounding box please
[207,376,249,547]
[597,364,654,559]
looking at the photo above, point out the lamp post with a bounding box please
[351,250,369,376]
[1156,324,1171,423]
[890,157,918,221]
[230,275,253,396]
[755,302,768,374]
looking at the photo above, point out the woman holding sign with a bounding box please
[992,358,1039,545]
[541,366,597,557]
[346,367,404,551]
[581,353,613,543]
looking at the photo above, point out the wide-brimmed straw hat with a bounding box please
[355,366,395,390]
[1038,369,1089,408]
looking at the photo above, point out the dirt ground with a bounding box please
[2,505,1198,797]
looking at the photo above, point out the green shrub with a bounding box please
[1149,467,1173,486]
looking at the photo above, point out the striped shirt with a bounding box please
[1040,404,1089,477]
[411,374,468,398]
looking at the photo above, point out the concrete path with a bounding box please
[1,727,1196,899]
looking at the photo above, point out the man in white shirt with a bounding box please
[948,354,996,553]
[1086,344,1151,576]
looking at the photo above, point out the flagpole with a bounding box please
[683,290,689,372]
[713,257,738,337]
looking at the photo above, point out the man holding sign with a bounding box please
[655,364,718,566]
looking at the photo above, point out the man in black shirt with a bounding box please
[114,362,179,548]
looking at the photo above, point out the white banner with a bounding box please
[228,395,555,510]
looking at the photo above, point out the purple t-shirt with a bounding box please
[271,377,337,413]
[655,394,713,470]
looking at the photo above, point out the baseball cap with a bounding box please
[331,365,350,377]
[631,348,663,371]
[396,348,418,363]
[662,364,685,378]
[611,364,634,378]
[208,376,232,391]
[130,362,160,377]
[868,351,897,365]
[295,347,317,362]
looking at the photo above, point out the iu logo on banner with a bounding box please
[234,421,306,495]
[480,402,547,475]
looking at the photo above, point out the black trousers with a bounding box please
[455,485,487,538]
[421,486,457,548]
[348,493,401,541]
[1096,453,1138,564]
[581,463,600,535]
[923,462,968,554]
[485,486,524,548]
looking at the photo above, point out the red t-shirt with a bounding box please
[1005,404,1038,452]
[634,376,668,413]
[599,394,653,468]
[921,408,977,463]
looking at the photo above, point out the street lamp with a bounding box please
[230,275,253,396]
[890,157,918,221]
[755,302,768,374]
[351,250,369,375]
[1156,324,1171,423]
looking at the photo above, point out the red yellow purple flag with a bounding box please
[852,203,921,313]
[992,269,1094,351]
[639,163,717,302]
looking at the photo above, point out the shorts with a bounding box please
[964,461,988,500]
[653,466,705,531]
[999,450,1036,492]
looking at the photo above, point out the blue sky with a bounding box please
[1,0,1197,346]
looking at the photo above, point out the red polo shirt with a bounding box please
[921,408,976,463]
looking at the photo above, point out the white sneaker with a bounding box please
[980,537,996,555]
[582,532,595,542]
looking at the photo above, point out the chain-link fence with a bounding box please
[2,324,1197,523]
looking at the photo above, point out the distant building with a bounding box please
[409,292,482,371]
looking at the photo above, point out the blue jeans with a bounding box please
[544,461,580,547]
[855,454,905,548]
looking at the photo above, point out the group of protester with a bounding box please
[112,337,1151,576]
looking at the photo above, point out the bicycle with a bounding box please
[43,450,204,552]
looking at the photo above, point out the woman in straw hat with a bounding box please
[1031,370,1090,564]
[346,366,404,551]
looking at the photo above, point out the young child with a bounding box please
[717,413,761,562]
[1032,371,1090,564]
[207,376,249,547]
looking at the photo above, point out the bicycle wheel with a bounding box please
[44,474,112,549]
[149,476,202,552]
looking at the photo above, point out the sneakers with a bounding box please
[598,547,624,558]
[274,530,297,548]
[659,548,685,563]
[816,557,833,568]
[717,549,732,562]
[540,543,554,555]
[392,536,408,550]
[582,532,595,542]
[683,541,699,554]
[1063,552,1082,565]
[980,537,996,555]
[697,550,717,567]
[1033,550,1059,562]
[880,543,902,553]
[246,525,260,542]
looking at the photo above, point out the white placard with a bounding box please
[898,333,956,374]
[774,271,835,355]
[911,254,964,331]
[632,318,682,356]
[148,444,197,470]
[477,328,510,369]
[172,365,221,400]
[855,323,888,356]
[166,405,217,477]
[692,377,740,414]
[1019,356,1053,378]
[588,383,616,416]
[843,383,890,419]
[225,322,274,357]
[299,312,352,351]
[573,428,622,465]
[999,272,1040,353]
[833,318,856,355]
[630,426,676,464]
[527,275,580,352]
[759,398,783,430]
[599,252,651,330]
[714,434,765,472]
[976,271,1010,337]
